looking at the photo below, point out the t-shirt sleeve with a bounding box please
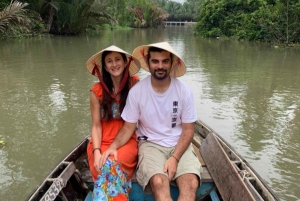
[181,89,197,123]
[121,89,139,123]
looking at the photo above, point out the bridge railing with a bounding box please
[163,21,196,26]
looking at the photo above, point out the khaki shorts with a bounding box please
[136,141,203,192]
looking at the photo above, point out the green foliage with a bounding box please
[0,0,11,9]
[128,0,169,28]
[160,0,200,21]
[0,1,31,35]
[51,0,86,34]
[50,0,119,35]
[0,0,203,37]
[164,1,181,21]
[148,4,169,27]
[195,0,300,43]
[110,0,132,27]
[207,28,221,38]
[273,0,300,43]
[150,0,200,21]
[0,140,5,148]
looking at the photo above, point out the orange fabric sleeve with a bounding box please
[131,75,139,87]
[90,83,103,100]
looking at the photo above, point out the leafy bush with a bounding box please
[195,0,300,43]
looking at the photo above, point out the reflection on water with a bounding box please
[183,38,300,201]
[0,27,300,200]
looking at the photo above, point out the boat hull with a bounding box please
[25,119,278,201]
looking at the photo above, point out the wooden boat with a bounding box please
[25,119,280,201]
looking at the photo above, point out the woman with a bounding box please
[86,45,141,200]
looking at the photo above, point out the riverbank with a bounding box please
[0,24,133,40]
[204,36,300,48]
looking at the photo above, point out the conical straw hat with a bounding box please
[86,45,141,77]
[132,42,186,77]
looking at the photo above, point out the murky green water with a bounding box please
[0,27,299,201]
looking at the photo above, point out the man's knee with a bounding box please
[189,177,200,191]
[177,174,200,191]
[150,174,168,189]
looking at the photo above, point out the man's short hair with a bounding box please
[147,46,173,65]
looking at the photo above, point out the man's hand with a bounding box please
[163,156,178,181]
[98,122,136,168]
[99,147,118,168]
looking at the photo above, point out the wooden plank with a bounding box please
[244,178,264,201]
[39,162,76,201]
[201,167,213,182]
[201,133,255,201]
[192,144,206,167]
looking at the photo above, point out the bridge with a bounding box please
[163,21,196,26]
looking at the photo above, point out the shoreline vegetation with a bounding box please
[0,0,197,38]
[194,0,300,45]
[0,0,299,45]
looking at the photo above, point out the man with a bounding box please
[100,42,202,201]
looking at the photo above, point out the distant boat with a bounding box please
[25,119,279,201]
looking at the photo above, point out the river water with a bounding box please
[0,26,299,201]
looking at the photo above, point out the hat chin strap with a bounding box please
[92,57,133,99]
[171,58,182,77]
[140,48,150,71]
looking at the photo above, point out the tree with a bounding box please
[195,0,300,43]
[128,0,169,28]
[0,0,11,8]
[275,0,300,43]
[0,0,30,34]
[164,1,182,21]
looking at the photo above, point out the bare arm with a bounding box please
[164,122,195,180]
[100,121,137,166]
[109,121,137,149]
[90,91,103,170]
[172,122,195,160]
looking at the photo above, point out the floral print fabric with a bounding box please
[93,158,131,201]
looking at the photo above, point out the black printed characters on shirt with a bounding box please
[172,101,178,128]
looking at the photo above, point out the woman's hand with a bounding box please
[100,147,118,167]
[93,150,102,171]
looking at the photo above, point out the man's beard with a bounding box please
[151,69,169,80]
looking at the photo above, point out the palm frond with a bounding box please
[86,0,116,23]
[0,0,31,33]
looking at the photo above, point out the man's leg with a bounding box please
[176,173,199,201]
[150,173,173,201]
[136,141,173,200]
[172,144,202,201]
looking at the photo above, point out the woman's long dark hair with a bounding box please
[101,51,131,120]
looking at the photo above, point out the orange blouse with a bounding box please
[87,75,139,181]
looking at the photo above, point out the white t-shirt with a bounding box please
[121,75,197,147]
